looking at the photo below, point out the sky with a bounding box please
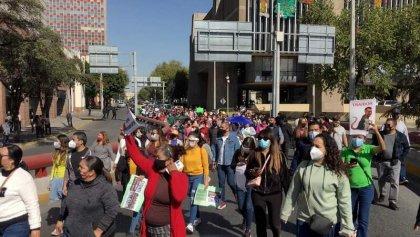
[107,0,213,78]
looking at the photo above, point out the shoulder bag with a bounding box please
[301,161,334,235]
[247,155,270,188]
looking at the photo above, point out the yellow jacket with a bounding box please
[181,146,209,176]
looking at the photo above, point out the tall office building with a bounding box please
[43,0,107,55]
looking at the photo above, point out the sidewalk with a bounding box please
[3,110,103,149]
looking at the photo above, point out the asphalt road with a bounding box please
[26,109,420,237]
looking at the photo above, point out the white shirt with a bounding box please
[218,136,228,165]
[114,138,126,165]
[0,168,41,229]
[332,125,346,151]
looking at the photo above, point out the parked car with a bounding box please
[117,102,126,108]
[378,100,399,106]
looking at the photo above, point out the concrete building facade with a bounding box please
[188,0,418,115]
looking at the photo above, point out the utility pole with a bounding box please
[226,74,230,114]
[133,52,137,115]
[272,4,282,117]
[349,0,356,101]
[100,73,104,112]
[162,81,165,104]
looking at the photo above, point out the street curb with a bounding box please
[18,118,93,150]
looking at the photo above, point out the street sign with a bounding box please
[298,24,335,64]
[220,98,226,105]
[88,45,119,74]
[193,21,253,62]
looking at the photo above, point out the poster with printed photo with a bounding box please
[120,175,148,212]
[193,184,222,208]
[349,99,376,135]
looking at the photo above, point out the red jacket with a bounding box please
[126,136,188,237]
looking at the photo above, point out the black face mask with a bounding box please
[153,159,167,171]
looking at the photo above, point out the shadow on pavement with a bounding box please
[194,211,244,237]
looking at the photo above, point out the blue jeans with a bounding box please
[296,219,340,237]
[351,184,374,237]
[217,165,236,202]
[400,162,407,181]
[0,221,30,237]
[129,210,143,234]
[236,186,253,230]
[188,175,204,224]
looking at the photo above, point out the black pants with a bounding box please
[252,191,282,237]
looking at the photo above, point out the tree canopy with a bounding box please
[139,60,188,102]
[302,1,419,117]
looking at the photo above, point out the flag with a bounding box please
[275,0,296,19]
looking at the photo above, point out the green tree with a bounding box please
[302,1,419,104]
[102,68,129,105]
[140,60,188,102]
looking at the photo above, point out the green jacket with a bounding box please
[281,161,354,235]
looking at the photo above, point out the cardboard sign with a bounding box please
[120,175,148,212]
[349,99,376,135]
[125,110,140,135]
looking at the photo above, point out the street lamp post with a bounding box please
[226,74,230,114]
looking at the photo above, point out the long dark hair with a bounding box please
[5,144,26,170]
[84,156,112,183]
[314,133,347,177]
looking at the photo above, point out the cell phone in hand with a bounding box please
[350,158,358,165]
[174,160,184,171]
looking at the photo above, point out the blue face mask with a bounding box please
[258,139,271,149]
[351,138,364,148]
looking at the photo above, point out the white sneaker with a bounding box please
[193,218,201,226]
[186,223,194,234]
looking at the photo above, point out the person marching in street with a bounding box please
[277,115,295,158]
[212,122,241,210]
[146,128,164,158]
[245,128,290,237]
[415,203,420,231]
[49,135,70,203]
[0,145,42,237]
[54,156,119,237]
[91,131,116,172]
[63,131,92,196]
[391,108,411,184]
[341,121,385,237]
[125,131,188,237]
[373,118,409,210]
[290,121,322,175]
[268,117,284,145]
[282,133,355,237]
[231,137,256,237]
[180,132,209,234]
[331,115,348,153]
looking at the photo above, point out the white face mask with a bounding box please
[68,140,77,149]
[310,147,324,161]
[150,134,159,141]
[53,141,61,149]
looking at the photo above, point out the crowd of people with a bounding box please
[0,105,419,237]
